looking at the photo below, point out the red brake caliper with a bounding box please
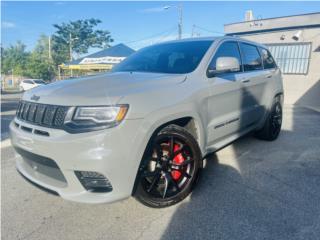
[171,144,185,180]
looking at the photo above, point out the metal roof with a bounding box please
[66,43,135,65]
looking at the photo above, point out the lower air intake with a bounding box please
[75,171,113,193]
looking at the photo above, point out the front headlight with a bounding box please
[64,105,128,133]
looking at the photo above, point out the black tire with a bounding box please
[255,97,282,141]
[135,125,202,208]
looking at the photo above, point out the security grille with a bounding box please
[16,101,69,128]
[266,43,311,75]
[266,43,312,75]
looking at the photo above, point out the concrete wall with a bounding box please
[236,28,320,109]
[1,75,25,90]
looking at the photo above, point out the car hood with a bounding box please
[22,72,187,106]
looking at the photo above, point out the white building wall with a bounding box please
[224,13,320,109]
[237,28,320,108]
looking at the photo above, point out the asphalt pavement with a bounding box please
[1,93,320,240]
[1,93,21,141]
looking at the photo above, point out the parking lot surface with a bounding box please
[1,93,320,240]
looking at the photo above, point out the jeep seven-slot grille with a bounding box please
[16,101,69,128]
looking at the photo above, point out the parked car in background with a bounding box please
[19,79,46,91]
[10,37,283,208]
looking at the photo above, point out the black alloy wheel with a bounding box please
[270,102,282,138]
[136,125,201,208]
[255,97,283,141]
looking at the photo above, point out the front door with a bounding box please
[205,41,244,147]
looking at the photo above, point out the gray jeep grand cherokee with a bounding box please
[10,37,283,208]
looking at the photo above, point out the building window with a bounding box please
[266,43,311,75]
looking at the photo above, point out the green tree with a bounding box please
[51,18,114,65]
[25,35,56,81]
[1,41,30,75]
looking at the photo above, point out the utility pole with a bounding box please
[69,34,79,61]
[69,33,73,78]
[191,25,201,38]
[178,4,183,40]
[11,69,14,88]
[48,36,52,60]
[68,34,78,78]
[69,33,73,61]
[191,24,195,37]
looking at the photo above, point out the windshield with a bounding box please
[34,80,45,84]
[112,40,213,74]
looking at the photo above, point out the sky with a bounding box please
[2,1,320,53]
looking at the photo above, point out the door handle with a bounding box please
[267,75,272,78]
[241,79,250,83]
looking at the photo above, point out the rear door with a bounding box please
[237,42,267,128]
[259,47,279,107]
[206,41,244,146]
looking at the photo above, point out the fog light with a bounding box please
[75,171,113,193]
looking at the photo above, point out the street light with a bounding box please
[163,4,183,40]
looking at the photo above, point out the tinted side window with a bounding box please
[260,48,276,69]
[24,80,33,84]
[239,43,263,71]
[208,41,242,72]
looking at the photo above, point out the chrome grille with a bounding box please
[16,101,69,128]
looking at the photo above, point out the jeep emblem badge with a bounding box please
[31,94,40,101]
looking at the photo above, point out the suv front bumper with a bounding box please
[10,117,146,204]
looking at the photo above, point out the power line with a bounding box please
[154,27,179,44]
[192,25,225,36]
[123,26,177,45]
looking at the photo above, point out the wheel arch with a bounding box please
[268,91,284,110]
[274,92,284,104]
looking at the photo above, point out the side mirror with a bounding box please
[207,57,240,77]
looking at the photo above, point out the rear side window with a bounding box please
[23,80,33,84]
[208,41,242,72]
[239,43,263,71]
[34,80,45,84]
[260,48,277,69]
